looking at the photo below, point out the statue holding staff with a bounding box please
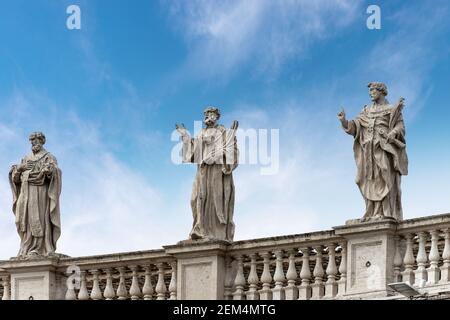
[176,107,238,241]
[338,83,408,221]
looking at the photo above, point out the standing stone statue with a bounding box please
[176,107,238,241]
[338,82,408,221]
[9,132,62,258]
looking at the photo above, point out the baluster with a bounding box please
[393,236,403,282]
[90,269,103,300]
[143,265,154,300]
[129,265,142,300]
[325,244,338,298]
[155,263,167,300]
[401,234,415,285]
[1,275,11,300]
[298,247,312,300]
[414,232,428,287]
[285,249,299,300]
[440,229,450,284]
[311,246,325,299]
[65,271,77,300]
[259,252,273,300]
[272,250,286,300]
[223,256,234,300]
[246,253,260,300]
[77,271,90,300]
[337,242,347,295]
[116,267,128,300]
[103,269,116,300]
[427,230,441,285]
[169,262,177,300]
[232,255,246,300]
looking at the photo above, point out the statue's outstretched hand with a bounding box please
[231,120,239,130]
[337,108,346,121]
[175,123,189,137]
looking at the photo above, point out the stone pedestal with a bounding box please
[334,219,398,298]
[164,240,230,300]
[0,258,67,300]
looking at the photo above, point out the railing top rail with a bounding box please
[58,248,174,269]
[397,212,450,233]
[229,229,343,253]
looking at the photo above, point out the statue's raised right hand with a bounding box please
[337,108,346,121]
[175,123,189,137]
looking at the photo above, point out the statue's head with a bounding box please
[203,106,221,127]
[368,82,388,103]
[29,132,46,153]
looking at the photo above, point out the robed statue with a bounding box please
[9,132,62,258]
[176,107,238,241]
[338,82,408,221]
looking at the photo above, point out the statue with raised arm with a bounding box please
[176,107,238,241]
[9,132,62,258]
[338,83,408,222]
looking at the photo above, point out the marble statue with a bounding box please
[176,107,238,241]
[9,132,62,258]
[338,82,408,221]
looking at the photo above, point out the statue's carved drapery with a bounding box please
[9,132,62,258]
[177,107,238,241]
[340,83,408,221]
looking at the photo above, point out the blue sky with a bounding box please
[1,0,449,258]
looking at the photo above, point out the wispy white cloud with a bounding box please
[165,0,362,81]
[224,99,362,239]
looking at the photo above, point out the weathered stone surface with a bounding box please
[9,132,62,259]
[1,213,450,300]
[165,241,229,300]
[176,107,238,241]
[338,83,408,222]
[0,257,66,300]
[334,219,397,298]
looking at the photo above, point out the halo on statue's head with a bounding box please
[29,131,46,145]
[203,106,221,120]
[368,82,388,96]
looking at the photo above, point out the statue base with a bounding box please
[9,252,70,261]
[0,257,68,300]
[334,219,398,297]
[164,240,230,300]
[345,215,397,225]
[177,238,232,246]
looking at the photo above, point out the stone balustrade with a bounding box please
[59,250,177,300]
[394,214,450,293]
[2,213,450,300]
[226,231,347,300]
